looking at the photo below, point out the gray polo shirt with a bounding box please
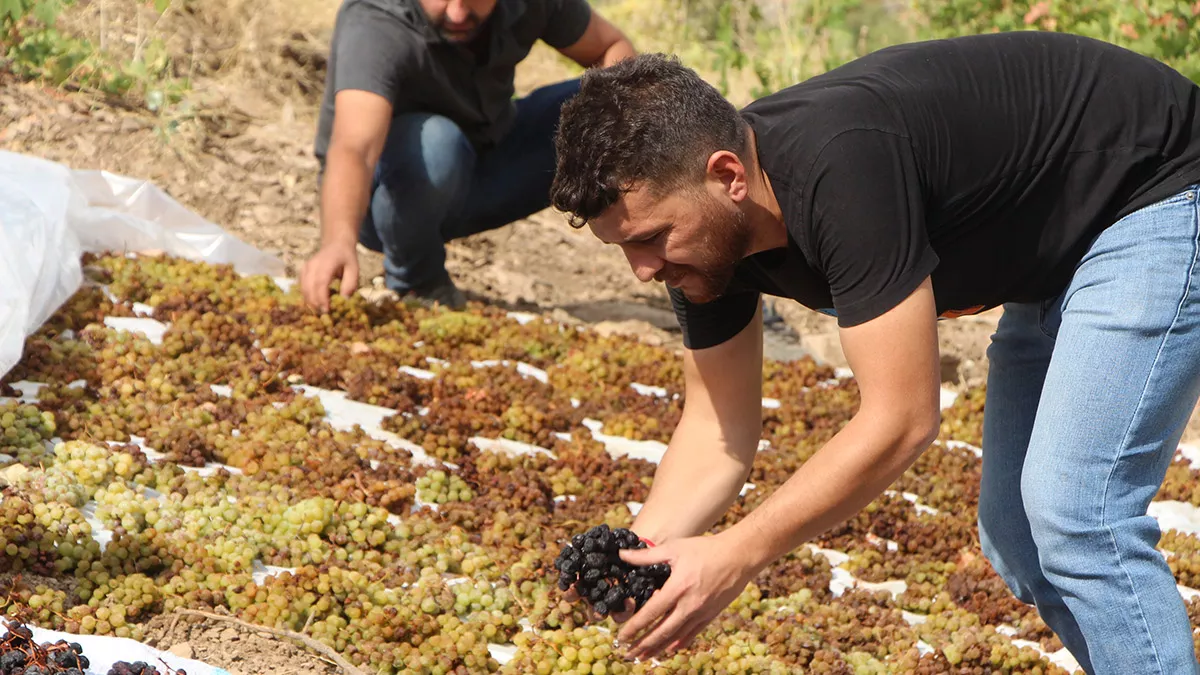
[314,0,592,166]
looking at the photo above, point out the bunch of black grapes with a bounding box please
[554,524,671,616]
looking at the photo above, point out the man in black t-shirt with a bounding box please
[550,34,1200,674]
[299,0,634,311]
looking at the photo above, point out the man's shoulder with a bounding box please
[741,81,900,197]
[334,0,427,45]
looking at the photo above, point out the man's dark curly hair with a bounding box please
[550,53,748,228]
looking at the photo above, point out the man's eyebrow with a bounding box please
[617,224,667,245]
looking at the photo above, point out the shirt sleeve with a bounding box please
[668,286,761,351]
[804,129,939,327]
[331,2,415,106]
[538,0,593,49]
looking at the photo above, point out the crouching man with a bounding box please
[301,0,634,310]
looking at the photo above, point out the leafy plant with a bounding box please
[914,0,1200,83]
[2,0,184,105]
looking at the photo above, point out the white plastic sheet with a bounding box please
[21,623,231,675]
[0,150,285,379]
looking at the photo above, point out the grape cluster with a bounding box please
[553,525,669,617]
[0,621,89,675]
[415,469,474,504]
[0,403,58,465]
[938,385,985,446]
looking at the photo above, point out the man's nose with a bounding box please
[624,247,663,283]
[446,0,469,21]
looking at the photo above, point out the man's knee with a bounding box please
[378,113,474,201]
[978,504,1039,605]
[1021,467,1109,580]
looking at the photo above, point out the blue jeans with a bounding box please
[979,185,1200,674]
[359,79,581,292]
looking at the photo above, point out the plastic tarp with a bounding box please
[23,624,232,675]
[0,150,285,378]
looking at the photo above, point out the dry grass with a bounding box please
[56,0,336,115]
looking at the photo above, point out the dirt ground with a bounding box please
[142,612,339,675]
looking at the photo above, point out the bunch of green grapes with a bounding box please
[1159,459,1200,507]
[0,495,98,576]
[417,312,490,351]
[275,496,337,538]
[51,440,126,497]
[93,481,158,533]
[450,578,514,617]
[915,601,1067,672]
[544,467,584,497]
[753,547,833,601]
[0,580,71,630]
[158,569,252,614]
[69,573,159,640]
[501,627,629,675]
[761,354,838,399]
[656,630,797,674]
[1163,529,1200,588]
[12,466,89,507]
[415,469,474,504]
[0,402,58,464]
[939,385,986,446]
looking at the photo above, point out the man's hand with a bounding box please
[306,89,391,312]
[615,533,759,661]
[300,243,359,311]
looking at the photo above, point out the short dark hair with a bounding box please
[550,53,748,228]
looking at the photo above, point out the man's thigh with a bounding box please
[451,80,582,237]
[1023,185,1200,526]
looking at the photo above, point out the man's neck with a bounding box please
[743,126,789,255]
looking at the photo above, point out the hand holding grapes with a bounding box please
[616,532,761,661]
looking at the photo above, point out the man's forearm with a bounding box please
[725,414,936,572]
[319,146,375,248]
[600,37,636,68]
[631,415,757,545]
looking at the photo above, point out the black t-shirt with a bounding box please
[672,32,1200,349]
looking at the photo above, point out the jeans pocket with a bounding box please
[1038,287,1066,339]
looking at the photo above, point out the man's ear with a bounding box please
[706,150,750,203]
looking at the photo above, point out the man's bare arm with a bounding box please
[301,90,392,310]
[630,305,765,544]
[724,277,942,569]
[557,10,635,69]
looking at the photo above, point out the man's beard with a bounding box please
[660,200,752,304]
[435,13,485,42]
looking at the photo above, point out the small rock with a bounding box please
[350,341,372,355]
[167,642,194,659]
[359,287,399,305]
[0,464,30,485]
[219,627,239,641]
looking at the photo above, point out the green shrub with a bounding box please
[1,0,182,104]
[915,0,1200,82]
